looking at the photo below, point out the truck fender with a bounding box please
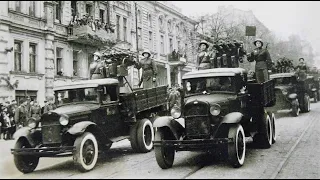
[153,116,184,140]
[67,121,97,135]
[13,127,40,147]
[221,112,244,124]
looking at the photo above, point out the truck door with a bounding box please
[98,85,123,138]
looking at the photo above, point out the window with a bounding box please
[168,20,172,32]
[14,41,22,72]
[159,16,164,31]
[137,10,141,23]
[56,48,63,75]
[15,2,21,12]
[169,38,173,52]
[160,35,164,54]
[29,1,36,16]
[86,4,92,16]
[123,17,127,42]
[106,1,110,24]
[116,15,120,40]
[138,28,142,49]
[15,90,37,106]
[148,14,152,27]
[73,51,78,76]
[55,1,62,22]
[29,43,37,73]
[71,1,77,17]
[149,31,153,51]
[176,25,180,34]
[100,9,105,23]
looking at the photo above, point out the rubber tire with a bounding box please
[154,129,175,169]
[227,124,246,168]
[291,103,300,117]
[268,112,277,144]
[129,122,140,152]
[14,138,39,174]
[313,92,318,103]
[253,113,272,149]
[301,94,310,113]
[136,118,154,153]
[73,132,99,172]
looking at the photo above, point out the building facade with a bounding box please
[0,1,198,105]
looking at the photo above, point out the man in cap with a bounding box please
[247,38,272,83]
[89,50,107,79]
[134,49,158,88]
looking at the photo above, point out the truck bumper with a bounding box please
[153,138,231,151]
[11,146,75,157]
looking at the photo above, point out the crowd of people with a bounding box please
[0,97,56,140]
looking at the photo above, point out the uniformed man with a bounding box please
[14,98,28,129]
[247,38,272,83]
[43,97,56,114]
[197,40,211,70]
[135,49,158,88]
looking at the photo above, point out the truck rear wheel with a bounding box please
[154,129,175,169]
[268,112,276,144]
[291,102,300,117]
[253,113,272,148]
[228,124,246,168]
[313,92,318,103]
[137,118,154,153]
[130,122,140,152]
[301,94,310,113]
[14,138,39,174]
[73,132,98,172]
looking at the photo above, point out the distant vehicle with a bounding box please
[153,68,276,169]
[11,78,168,173]
[269,73,312,116]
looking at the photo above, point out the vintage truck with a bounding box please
[153,68,276,169]
[11,78,168,173]
[269,73,312,116]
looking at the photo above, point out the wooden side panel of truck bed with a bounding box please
[134,85,168,112]
[247,79,276,107]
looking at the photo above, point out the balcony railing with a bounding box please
[67,17,116,47]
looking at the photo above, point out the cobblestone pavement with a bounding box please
[1,102,320,179]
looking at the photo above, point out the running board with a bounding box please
[109,136,130,143]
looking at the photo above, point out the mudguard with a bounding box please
[67,121,97,135]
[221,112,244,124]
[13,127,41,147]
[153,116,184,140]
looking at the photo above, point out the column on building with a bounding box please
[44,1,55,99]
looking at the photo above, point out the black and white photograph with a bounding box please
[0,1,320,179]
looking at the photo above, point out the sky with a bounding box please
[171,1,320,63]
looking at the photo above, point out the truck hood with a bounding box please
[185,94,237,105]
[52,103,100,116]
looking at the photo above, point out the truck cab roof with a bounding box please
[270,73,295,79]
[182,68,247,80]
[54,78,119,91]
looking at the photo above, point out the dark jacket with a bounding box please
[15,105,28,127]
[248,47,272,70]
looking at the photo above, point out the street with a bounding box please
[1,103,320,179]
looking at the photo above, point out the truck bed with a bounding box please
[119,85,168,113]
[247,79,276,107]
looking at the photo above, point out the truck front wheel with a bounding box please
[228,124,246,168]
[14,138,39,174]
[73,132,98,172]
[154,129,175,169]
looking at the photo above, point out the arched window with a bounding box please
[148,14,152,27]
[168,19,172,33]
[137,10,141,23]
[159,16,164,31]
[176,24,180,34]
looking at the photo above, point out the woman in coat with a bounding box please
[135,49,158,88]
[247,38,272,83]
[197,40,211,70]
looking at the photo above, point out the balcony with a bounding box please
[167,51,187,67]
[67,21,116,47]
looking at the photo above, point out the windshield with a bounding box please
[183,76,234,96]
[274,77,293,85]
[55,87,99,105]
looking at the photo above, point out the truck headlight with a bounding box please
[28,118,38,129]
[210,104,221,116]
[282,89,288,95]
[59,115,69,126]
[171,105,181,119]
